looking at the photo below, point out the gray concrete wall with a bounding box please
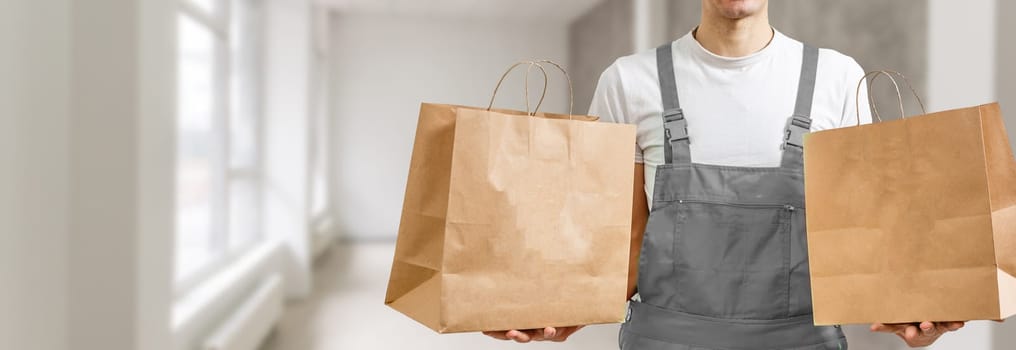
[999,0,1016,152]
[569,0,634,115]
[666,1,928,120]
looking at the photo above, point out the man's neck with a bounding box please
[695,8,773,58]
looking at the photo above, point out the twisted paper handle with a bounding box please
[487,61,548,116]
[532,60,575,116]
[855,70,927,124]
[487,60,575,117]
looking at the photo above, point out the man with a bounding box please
[485,0,968,348]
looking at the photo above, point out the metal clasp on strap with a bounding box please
[663,108,690,144]
[782,114,811,150]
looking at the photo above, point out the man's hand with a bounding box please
[870,321,965,348]
[482,326,585,343]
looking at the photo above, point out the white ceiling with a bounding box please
[317,0,605,22]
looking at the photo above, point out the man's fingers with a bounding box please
[482,331,510,341]
[871,321,966,347]
[551,325,584,342]
[944,321,965,332]
[904,325,920,340]
[900,325,932,348]
[919,322,937,337]
[507,330,532,343]
[543,327,557,339]
[489,326,583,343]
[871,323,905,333]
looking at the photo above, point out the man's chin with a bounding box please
[718,7,762,19]
[710,0,766,19]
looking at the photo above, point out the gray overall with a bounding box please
[618,43,847,350]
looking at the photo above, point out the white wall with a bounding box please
[263,0,315,297]
[329,13,572,240]
[1,0,175,349]
[925,1,1012,349]
[0,1,70,350]
[926,0,997,112]
[67,0,175,349]
[136,0,177,348]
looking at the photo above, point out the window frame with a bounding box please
[308,50,331,223]
[174,0,264,298]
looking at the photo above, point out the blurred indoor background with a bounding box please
[3,0,1015,349]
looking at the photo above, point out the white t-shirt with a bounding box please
[589,30,872,204]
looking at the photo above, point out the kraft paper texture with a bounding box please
[805,103,1016,325]
[386,102,636,333]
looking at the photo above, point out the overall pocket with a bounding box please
[787,207,814,316]
[672,199,794,319]
[636,199,684,305]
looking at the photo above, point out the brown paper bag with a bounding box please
[385,61,636,333]
[805,71,1016,325]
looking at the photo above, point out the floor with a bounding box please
[260,241,1014,350]
[260,241,621,350]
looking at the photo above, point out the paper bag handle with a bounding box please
[866,70,927,122]
[532,60,575,116]
[487,61,549,116]
[486,60,575,117]
[855,70,927,124]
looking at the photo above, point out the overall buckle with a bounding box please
[782,114,811,150]
[663,108,689,144]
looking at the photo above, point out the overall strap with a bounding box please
[657,43,691,165]
[781,44,819,170]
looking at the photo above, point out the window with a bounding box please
[309,9,332,227]
[309,49,331,222]
[175,0,264,289]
